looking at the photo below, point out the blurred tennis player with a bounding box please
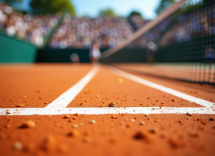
[89,40,101,64]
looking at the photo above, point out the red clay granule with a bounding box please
[109,137,118,144]
[5,124,10,128]
[63,114,70,119]
[198,126,204,131]
[83,131,91,136]
[126,124,131,128]
[155,119,160,123]
[23,143,36,153]
[42,135,58,152]
[149,128,158,134]
[197,118,203,121]
[201,121,207,125]
[85,90,91,94]
[108,101,116,107]
[14,142,23,150]
[68,129,80,137]
[83,137,91,143]
[75,113,79,116]
[16,104,24,107]
[111,114,118,119]
[189,131,199,138]
[209,116,214,121]
[169,138,184,148]
[20,120,36,128]
[160,133,168,139]
[178,120,183,124]
[133,130,152,143]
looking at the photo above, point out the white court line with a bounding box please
[0,64,215,116]
[45,65,100,109]
[107,65,215,110]
[1,107,214,115]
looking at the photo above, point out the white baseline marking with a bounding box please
[45,65,100,109]
[107,65,215,110]
[1,107,214,115]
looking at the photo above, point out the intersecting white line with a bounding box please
[0,64,215,116]
[45,65,100,109]
[1,107,215,115]
[107,65,215,110]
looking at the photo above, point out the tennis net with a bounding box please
[101,0,215,85]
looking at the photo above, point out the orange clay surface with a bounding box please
[113,64,215,104]
[68,67,202,108]
[0,64,215,156]
[0,64,93,108]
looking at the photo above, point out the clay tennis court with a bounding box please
[0,63,215,156]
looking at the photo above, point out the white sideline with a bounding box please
[45,65,100,109]
[1,107,214,115]
[107,65,215,110]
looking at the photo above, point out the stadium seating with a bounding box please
[49,15,134,49]
[159,4,215,47]
[0,3,62,46]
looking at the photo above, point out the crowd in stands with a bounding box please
[1,2,214,49]
[127,3,215,49]
[49,15,133,49]
[0,3,61,46]
[159,4,215,47]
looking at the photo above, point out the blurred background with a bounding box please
[0,0,214,84]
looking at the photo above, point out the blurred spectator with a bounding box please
[49,15,133,49]
[89,40,101,64]
[0,3,61,46]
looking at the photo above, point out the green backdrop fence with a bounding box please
[36,48,108,63]
[0,33,36,63]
